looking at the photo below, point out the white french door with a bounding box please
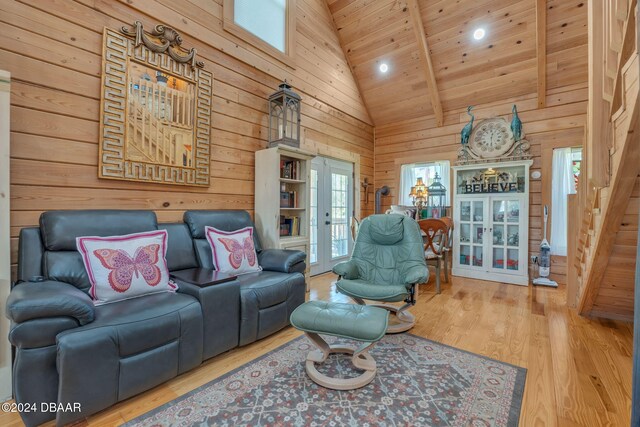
[310,157,354,275]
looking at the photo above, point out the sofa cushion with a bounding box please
[44,251,91,293]
[236,271,306,346]
[159,223,198,271]
[40,210,158,251]
[205,226,261,275]
[55,292,203,425]
[77,230,176,305]
[184,210,262,252]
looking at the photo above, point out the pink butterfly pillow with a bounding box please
[205,226,262,275]
[76,230,176,305]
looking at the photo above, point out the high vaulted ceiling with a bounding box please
[326,0,588,126]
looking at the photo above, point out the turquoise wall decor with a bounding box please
[460,105,474,145]
[511,105,522,142]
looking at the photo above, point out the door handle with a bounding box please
[325,221,331,225]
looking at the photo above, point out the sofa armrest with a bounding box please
[403,264,429,286]
[258,249,306,273]
[6,281,95,325]
[332,260,360,279]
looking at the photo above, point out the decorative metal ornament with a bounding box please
[268,81,302,148]
[460,105,475,146]
[510,104,522,142]
[121,21,204,69]
[457,112,530,165]
[426,172,448,218]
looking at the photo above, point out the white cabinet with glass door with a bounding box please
[452,160,532,286]
[310,157,354,275]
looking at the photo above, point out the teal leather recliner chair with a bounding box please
[332,214,429,333]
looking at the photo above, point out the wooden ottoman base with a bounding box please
[304,332,377,390]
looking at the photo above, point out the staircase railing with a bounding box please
[127,77,194,165]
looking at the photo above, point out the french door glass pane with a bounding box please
[331,173,349,259]
[493,225,504,245]
[460,245,470,265]
[460,201,471,222]
[472,201,483,222]
[507,249,519,270]
[493,248,505,269]
[473,225,484,244]
[507,200,520,223]
[309,169,318,264]
[460,223,470,243]
[507,225,519,247]
[493,200,505,222]
[473,246,483,266]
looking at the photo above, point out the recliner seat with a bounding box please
[183,210,306,346]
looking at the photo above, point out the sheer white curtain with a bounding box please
[550,148,575,255]
[399,164,417,206]
[399,161,451,206]
[436,161,451,206]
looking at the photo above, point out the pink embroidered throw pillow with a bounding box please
[76,230,176,305]
[205,226,262,275]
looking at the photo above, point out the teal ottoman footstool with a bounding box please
[289,300,389,390]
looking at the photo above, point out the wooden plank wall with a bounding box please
[0,0,375,277]
[374,84,588,284]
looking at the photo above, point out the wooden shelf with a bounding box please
[279,178,306,184]
[280,235,307,241]
[280,207,305,211]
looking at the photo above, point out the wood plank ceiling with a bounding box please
[327,0,588,126]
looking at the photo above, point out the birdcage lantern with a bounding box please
[427,172,448,218]
[268,81,301,148]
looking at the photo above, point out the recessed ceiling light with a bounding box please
[473,28,486,40]
[379,63,389,73]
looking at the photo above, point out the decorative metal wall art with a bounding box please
[457,105,530,165]
[99,21,213,186]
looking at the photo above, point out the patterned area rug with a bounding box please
[123,334,526,427]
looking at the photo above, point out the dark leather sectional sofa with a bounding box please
[6,210,307,426]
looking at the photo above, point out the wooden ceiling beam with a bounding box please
[406,0,444,126]
[536,0,547,108]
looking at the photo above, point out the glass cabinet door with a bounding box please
[490,198,521,273]
[457,199,484,268]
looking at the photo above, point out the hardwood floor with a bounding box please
[0,273,633,426]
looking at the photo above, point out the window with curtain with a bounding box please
[550,147,582,255]
[224,0,294,60]
[399,161,451,206]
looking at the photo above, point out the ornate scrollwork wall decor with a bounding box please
[457,116,531,165]
[121,21,204,69]
[98,23,212,186]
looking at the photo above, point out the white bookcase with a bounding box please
[452,160,533,286]
[255,146,315,280]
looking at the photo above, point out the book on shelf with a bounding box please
[280,159,301,180]
[279,215,301,237]
[279,190,298,208]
